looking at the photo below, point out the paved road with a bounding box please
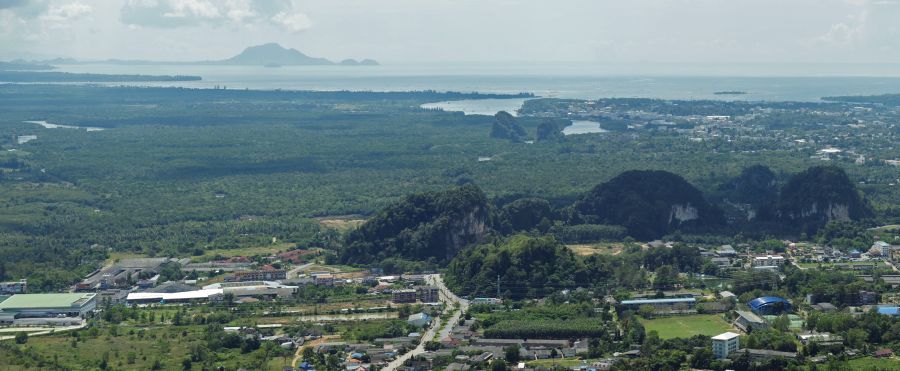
[287,262,314,279]
[384,274,467,371]
[0,322,86,341]
[431,274,468,342]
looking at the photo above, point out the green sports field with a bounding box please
[639,314,735,339]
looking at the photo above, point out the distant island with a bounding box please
[13,43,378,67]
[714,91,748,95]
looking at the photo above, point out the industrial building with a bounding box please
[0,293,97,319]
[77,258,175,291]
[226,269,286,282]
[126,288,224,305]
[203,281,298,299]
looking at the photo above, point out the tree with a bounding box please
[653,265,678,290]
[773,314,790,332]
[14,331,27,344]
[492,359,508,371]
[690,347,713,369]
[504,344,520,363]
[638,304,655,319]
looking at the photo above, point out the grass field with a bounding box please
[639,314,734,339]
[846,356,900,370]
[194,242,298,262]
[567,243,624,256]
[526,358,585,368]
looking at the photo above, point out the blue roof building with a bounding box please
[877,306,900,316]
[749,296,791,316]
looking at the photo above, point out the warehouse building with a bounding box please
[0,293,97,319]
[203,281,298,299]
[126,288,224,305]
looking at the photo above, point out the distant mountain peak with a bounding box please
[219,43,378,66]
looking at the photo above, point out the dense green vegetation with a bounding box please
[489,111,529,142]
[445,235,582,299]
[570,170,724,239]
[0,84,897,291]
[776,166,874,234]
[339,184,488,271]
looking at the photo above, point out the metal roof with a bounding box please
[711,332,741,340]
[877,306,900,316]
[749,296,790,308]
[0,293,96,309]
[127,288,223,301]
[620,297,696,305]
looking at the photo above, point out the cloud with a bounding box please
[271,11,310,33]
[120,0,310,32]
[0,0,29,9]
[41,1,90,22]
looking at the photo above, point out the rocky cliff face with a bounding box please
[669,204,700,224]
[340,184,489,266]
[443,206,488,260]
[777,166,872,231]
[571,170,722,240]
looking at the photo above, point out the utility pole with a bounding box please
[497,275,501,299]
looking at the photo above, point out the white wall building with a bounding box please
[712,332,741,359]
[752,255,785,267]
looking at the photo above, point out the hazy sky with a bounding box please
[2,0,900,65]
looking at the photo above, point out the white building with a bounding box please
[752,255,785,267]
[203,281,298,298]
[712,332,741,359]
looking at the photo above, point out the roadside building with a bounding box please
[712,332,741,359]
[716,245,737,256]
[0,279,27,294]
[0,293,97,318]
[470,297,503,306]
[227,269,286,282]
[416,285,440,303]
[313,273,335,286]
[392,289,417,304]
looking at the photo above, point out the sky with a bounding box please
[1,0,900,66]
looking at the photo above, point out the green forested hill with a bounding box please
[570,170,724,240]
[778,166,873,234]
[340,184,489,271]
[444,235,584,299]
